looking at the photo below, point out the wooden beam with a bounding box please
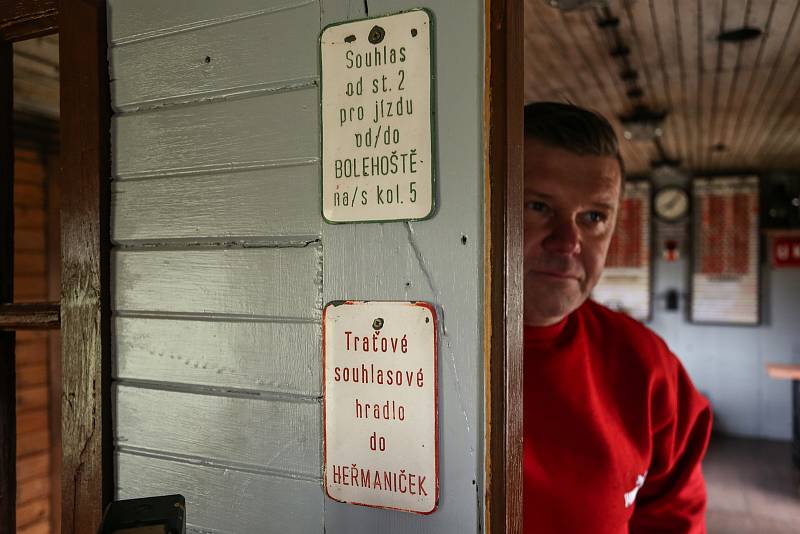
[0,302,60,330]
[0,0,57,42]
[0,40,16,534]
[485,0,524,532]
[59,0,111,532]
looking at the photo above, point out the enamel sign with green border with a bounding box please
[320,10,436,223]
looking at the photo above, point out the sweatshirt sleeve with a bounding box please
[629,350,713,534]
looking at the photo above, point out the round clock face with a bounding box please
[654,186,690,222]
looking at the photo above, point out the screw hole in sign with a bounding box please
[368,25,386,44]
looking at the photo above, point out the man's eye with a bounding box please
[583,211,607,224]
[525,201,548,213]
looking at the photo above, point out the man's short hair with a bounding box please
[524,101,625,180]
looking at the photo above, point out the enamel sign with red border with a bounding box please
[323,300,438,514]
[772,235,800,267]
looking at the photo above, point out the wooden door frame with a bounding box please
[0,33,15,534]
[58,0,112,531]
[485,0,524,532]
[0,1,111,533]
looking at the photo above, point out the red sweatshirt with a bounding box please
[524,300,712,533]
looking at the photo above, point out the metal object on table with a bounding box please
[100,494,185,534]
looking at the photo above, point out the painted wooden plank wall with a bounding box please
[110,0,486,532]
[110,1,319,110]
[108,0,313,46]
[113,247,322,319]
[111,165,320,244]
[114,385,321,478]
[114,317,321,395]
[108,0,326,531]
[111,89,319,179]
[116,452,324,533]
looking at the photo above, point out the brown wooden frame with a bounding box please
[0,303,60,329]
[0,1,111,533]
[0,0,57,42]
[58,0,112,532]
[0,35,15,534]
[485,0,524,532]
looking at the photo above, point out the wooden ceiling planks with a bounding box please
[727,1,774,156]
[735,1,800,166]
[669,0,695,169]
[710,0,750,170]
[651,0,691,168]
[525,0,800,176]
[742,6,800,166]
[617,1,661,172]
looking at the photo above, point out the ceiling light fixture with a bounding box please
[619,106,667,141]
[626,87,644,99]
[651,157,682,170]
[718,26,763,42]
[545,0,608,12]
[620,68,639,82]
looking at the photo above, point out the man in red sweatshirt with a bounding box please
[523,102,712,533]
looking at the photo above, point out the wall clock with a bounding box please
[654,185,690,222]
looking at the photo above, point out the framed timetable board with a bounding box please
[690,176,760,325]
[593,180,652,321]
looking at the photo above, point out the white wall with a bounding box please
[649,223,800,441]
[320,1,485,531]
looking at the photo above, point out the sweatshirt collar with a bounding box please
[524,314,571,343]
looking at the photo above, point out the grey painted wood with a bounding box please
[113,246,322,319]
[109,2,319,110]
[112,88,319,179]
[115,385,321,478]
[110,1,328,531]
[108,0,313,45]
[650,256,800,441]
[116,452,324,533]
[110,0,488,531]
[111,165,320,244]
[320,1,485,532]
[114,317,321,395]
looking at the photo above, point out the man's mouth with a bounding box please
[533,270,580,281]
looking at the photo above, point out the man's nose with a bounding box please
[542,218,581,255]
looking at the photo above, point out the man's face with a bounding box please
[523,139,622,326]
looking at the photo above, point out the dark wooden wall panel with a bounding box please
[13,148,53,533]
[0,0,57,42]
